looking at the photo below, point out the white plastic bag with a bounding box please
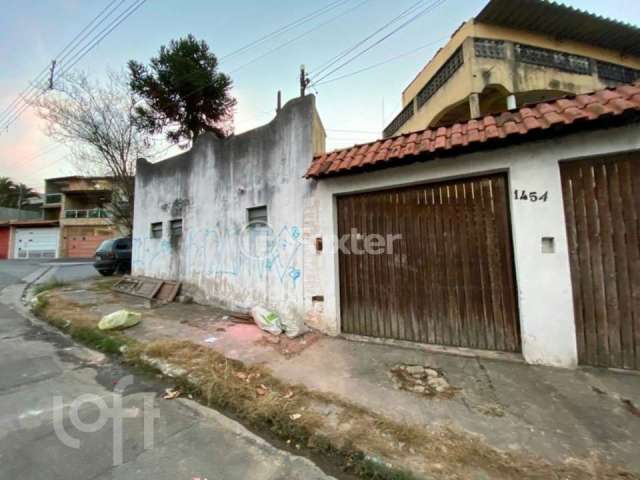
[98,310,141,331]
[251,306,283,335]
[281,316,308,338]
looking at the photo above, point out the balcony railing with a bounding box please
[64,208,110,219]
[45,193,62,204]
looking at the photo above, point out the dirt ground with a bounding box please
[33,280,640,480]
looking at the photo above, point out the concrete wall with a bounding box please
[308,124,640,368]
[132,95,325,321]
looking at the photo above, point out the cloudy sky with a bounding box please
[1,0,639,190]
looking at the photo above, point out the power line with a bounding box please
[56,0,147,79]
[0,0,146,132]
[308,0,426,78]
[0,0,124,125]
[123,0,356,99]
[228,0,370,75]
[310,0,447,86]
[220,0,352,61]
[313,37,447,86]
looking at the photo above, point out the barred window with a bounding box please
[474,38,505,59]
[383,103,414,138]
[597,61,640,85]
[416,47,464,110]
[515,44,591,75]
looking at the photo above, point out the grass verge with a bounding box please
[32,291,131,355]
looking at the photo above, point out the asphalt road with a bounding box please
[0,261,333,480]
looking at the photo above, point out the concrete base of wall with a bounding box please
[341,333,525,364]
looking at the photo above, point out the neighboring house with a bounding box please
[307,82,640,371]
[0,219,60,260]
[132,96,326,318]
[44,176,119,258]
[384,0,640,137]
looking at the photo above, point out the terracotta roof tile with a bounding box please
[307,82,640,178]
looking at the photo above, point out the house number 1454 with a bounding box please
[513,190,548,202]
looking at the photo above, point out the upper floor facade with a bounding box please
[384,0,640,137]
[43,176,115,225]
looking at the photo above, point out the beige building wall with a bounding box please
[390,20,640,136]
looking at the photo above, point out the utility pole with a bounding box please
[276,90,282,114]
[48,60,56,90]
[299,65,310,97]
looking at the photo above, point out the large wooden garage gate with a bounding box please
[337,173,521,352]
[561,153,640,370]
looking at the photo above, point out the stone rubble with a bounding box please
[388,363,455,397]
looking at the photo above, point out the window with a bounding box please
[474,38,505,59]
[515,44,591,75]
[247,206,268,227]
[170,219,183,238]
[150,222,162,239]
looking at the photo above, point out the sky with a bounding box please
[1,0,639,190]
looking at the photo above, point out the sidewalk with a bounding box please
[46,281,640,476]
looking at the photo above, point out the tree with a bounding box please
[0,177,37,209]
[32,72,151,233]
[128,34,236,147]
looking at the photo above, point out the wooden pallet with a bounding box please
[112,276,181,303]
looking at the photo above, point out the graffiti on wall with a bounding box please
[132,223,303,289]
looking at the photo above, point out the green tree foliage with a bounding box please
[128,34,236,147]
[0,177,36,208]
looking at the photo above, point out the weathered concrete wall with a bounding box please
[132,95,325,321]
[310,124,640,368]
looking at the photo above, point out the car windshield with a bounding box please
[96,239,114,252]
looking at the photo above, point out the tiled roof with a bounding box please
[306,82,640,179]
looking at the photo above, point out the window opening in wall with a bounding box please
[247,206,268,227]
[150,222,162,239]
[170,219,183,237]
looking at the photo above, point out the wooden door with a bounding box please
[561,153,640,370]
[337,174,521,352]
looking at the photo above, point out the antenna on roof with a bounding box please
[300,65,310,97]
[48,60,57,90]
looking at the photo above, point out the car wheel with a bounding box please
[99,270,114,276]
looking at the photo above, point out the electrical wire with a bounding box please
[310,0,448,86]
[0,0,124,125]
[0,0,146,132]
[308,0,426,78]
[227,0,370,75]
[220,0,352,61]
[313,37,447,86]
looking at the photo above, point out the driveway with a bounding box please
[0,272,334,479]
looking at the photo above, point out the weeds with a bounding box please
[32,278,67,295]
[90,278,119,292]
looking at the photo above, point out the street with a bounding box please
[0,261,333,480]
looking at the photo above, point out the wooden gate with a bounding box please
[337,174,520,352]
[561,153,640,370]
